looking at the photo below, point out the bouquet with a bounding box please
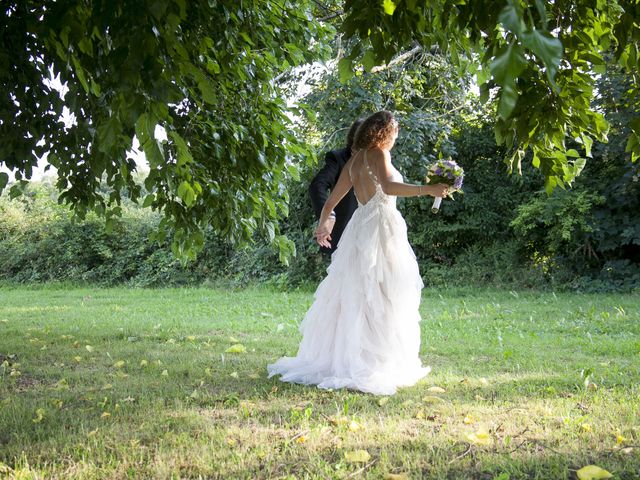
[425,159,464,213]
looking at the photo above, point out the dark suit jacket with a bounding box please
[309,147,358,253]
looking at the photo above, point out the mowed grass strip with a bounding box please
[0,286,638,479]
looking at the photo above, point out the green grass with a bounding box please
[0,286,638,479]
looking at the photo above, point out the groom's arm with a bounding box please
[315,163,354,248]
[309,151,340,219]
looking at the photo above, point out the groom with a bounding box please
[309,119,363,253]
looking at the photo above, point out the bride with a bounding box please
[268,111,449,395]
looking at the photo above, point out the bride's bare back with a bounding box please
[314,146,448,248]
[347,149,380,206]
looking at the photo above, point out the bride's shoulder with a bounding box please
[367,147,391,165]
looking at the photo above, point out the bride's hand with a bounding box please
[432,183,449,198]
[315,217,335,248]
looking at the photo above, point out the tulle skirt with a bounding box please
[267,196,430,395]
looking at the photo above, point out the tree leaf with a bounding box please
[177,181,196,207]
[362,50,377,72]
[97,115,122,153]
[521,29,563,85]
[338,57,354,83]
[490,44,527,119]
[169,131,194,167]
[0,172,8,193]
[498,4,524,35]
[497,83,519,120]
[142,194,155,208]
[382,0,397,16]
[490,44,527,86]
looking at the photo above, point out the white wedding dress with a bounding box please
[267,152,430,395]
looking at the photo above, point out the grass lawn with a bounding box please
[0,285,638,479]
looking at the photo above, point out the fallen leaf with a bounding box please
[229,336,240,343]
[100,411,111,419]
[113,360,125,368]
[465,427,492,446]
[422,396,444,404]
[344,449,371,463]
[73,356,82,363]
[32,408,45,423]
[161,369,169,376]
[479,377,489,385]
[576,465,613,480]
[348,420,362,431]
[428,386,446,393]
[225,344,246,353]
[55,379,69,390]
[85,345,94,352]
[329,416,349,426]
[140,360,148,367]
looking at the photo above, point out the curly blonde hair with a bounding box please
[352,111,399,150]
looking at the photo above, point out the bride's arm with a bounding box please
[315,160,353,247]
[369,148,448,198]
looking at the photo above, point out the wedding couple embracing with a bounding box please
[268,111,451,396]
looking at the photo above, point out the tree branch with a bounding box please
[371,46,423,73]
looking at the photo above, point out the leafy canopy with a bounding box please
[340,0,640,193]
[1,0,333,258]
[2,0,639,259]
